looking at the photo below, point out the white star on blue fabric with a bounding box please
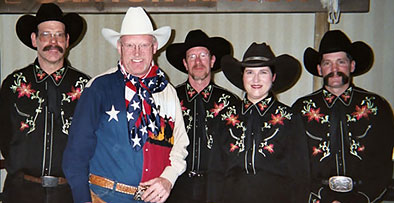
[131,100,140,110]
[140,126,147,135]
[152,108,158,116]
[127,112,134,121]
[148,79,154,87]
[148,120,156,132]
[131,135,141,147]
[106,105,119,122]
[158,71,165,77]
[130,78,137,85]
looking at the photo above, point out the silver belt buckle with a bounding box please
[328,176,353,192]
[41,176,59,187]
[133,185,148,201]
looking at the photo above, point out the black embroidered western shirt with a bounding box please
[292,85,394,203]
[0,59,90,178]
[170,81,239,201]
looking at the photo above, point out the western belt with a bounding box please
[89,174,147,200]
[23,174,67,187]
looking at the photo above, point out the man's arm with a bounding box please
[62,85,100,203]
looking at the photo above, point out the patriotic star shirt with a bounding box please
[292,84,394,203]
[62,66,188,203]
[0,59,90,177]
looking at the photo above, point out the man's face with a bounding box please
[117,35,158,77]
[317,51,355,89]
[183,46,215,82]
[243,66,276,104]
[31,21,69,65]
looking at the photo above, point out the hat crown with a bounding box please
[119,7,154,35]
[36,3,64,24]
[242,43,275,61]
[319,30,352,54]
[184,30,210,46]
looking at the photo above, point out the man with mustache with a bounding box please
[165,30,239,203]
[0,3,90,203]
[292,30,394,203]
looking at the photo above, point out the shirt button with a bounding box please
[145,149,148,152]
[145,169,149,172]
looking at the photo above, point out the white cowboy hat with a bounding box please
[102,7,171,50]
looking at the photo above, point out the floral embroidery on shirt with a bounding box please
[269,113,285,125]
[302,100,328,124]
[348,97,377,122]
[16,82,36,98]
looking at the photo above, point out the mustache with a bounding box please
[43,45,64,53]
[323,71,349,85]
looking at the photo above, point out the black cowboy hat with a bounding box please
[304,30,374,77]
[221,42,301,93]
[16,3,85,50]
[166,29,232,73]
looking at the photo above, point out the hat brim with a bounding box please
[102,26,171,50]
[303,41,374,77]
[16,13,85,50]
[166,37,232,73]
[222,54,301,93]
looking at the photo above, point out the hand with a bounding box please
[140,177,172,203]
[332,201,341,203]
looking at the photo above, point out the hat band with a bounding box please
[244,56,270,62]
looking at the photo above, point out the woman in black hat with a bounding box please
[207,43,309,203]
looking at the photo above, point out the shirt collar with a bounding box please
[185,81,214,103]
[33,59,67,86]
[242,92,275,116]
[322,85,354,108]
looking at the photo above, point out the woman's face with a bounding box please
[243,66,276,104]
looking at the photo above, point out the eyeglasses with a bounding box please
[38,31,66,42]
[121,42,153,52]
[186,52,210,61]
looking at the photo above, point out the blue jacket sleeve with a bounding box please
[62,84,101,203]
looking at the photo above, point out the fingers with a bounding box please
[141,177,171,203]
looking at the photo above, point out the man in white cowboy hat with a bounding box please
[165,29,239,203]
[0,3,90,203]
[62,7,188,203]
[292,30,394,203]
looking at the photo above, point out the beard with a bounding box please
[323,71,350,87]
[43,45,64,53]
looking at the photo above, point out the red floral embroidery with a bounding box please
[325,95,335,103]
[67,86,82,101]
[37,72,47,80]
[201,91,210,99]
[268,113,285,125]
[341,94,350,102]
[180,100,187,111]
[312,146,322,156]
[258,103,268,111]
[306,108,324,123]
[210,102,225,117]
[230,143,239,152]
[187,90,196,97]
[263,144,275,153]
[52,73,62,82]
[20,121,29,131]
[351,105,371,120]
[244,102,251,109]
[357,145,365,152]
[225,114,240,126]
[16,82,36,98]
